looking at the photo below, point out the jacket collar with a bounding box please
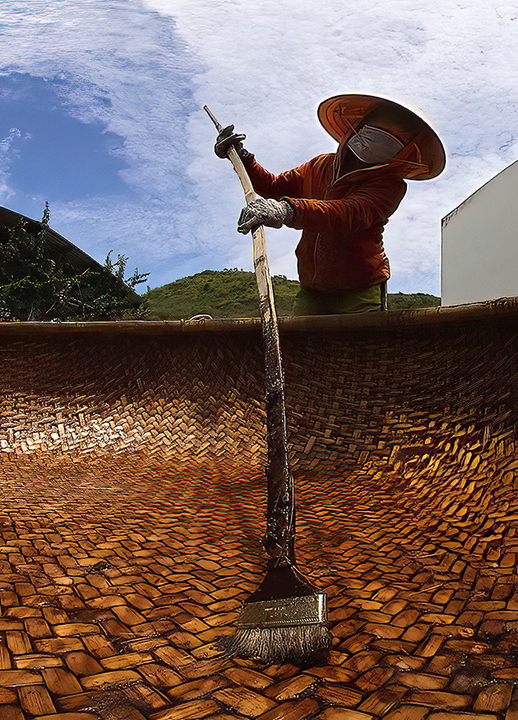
[330,135,408,185]
[331,154,398,187]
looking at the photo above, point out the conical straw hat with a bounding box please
[318,94,446,180]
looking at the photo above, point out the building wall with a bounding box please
[441,160,518,306]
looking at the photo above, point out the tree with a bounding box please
[0,204,148,321]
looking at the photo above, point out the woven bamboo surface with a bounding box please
[1,301,518,719]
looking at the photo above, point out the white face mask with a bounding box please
[346,124,404,165]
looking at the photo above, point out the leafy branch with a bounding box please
[0,204,149,321]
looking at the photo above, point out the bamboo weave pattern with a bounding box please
[0,307,518,718]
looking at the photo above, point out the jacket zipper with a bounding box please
[312,233,321,287]
[311,184,330,286]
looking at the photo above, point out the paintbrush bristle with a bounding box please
[218,565,331,666]
[220,623,331,666]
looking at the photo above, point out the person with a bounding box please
[214,94,446,315]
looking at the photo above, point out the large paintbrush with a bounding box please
[204,105,331,666]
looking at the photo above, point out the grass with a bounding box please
[142,269,440,320]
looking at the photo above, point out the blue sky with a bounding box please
[0,0,517,294]
[0,74,128,201]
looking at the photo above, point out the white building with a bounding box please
[441,160,518,306]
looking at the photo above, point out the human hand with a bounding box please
[214,124,248,159]
[237,198,293,234]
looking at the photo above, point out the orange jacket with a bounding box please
[243,151,407,292]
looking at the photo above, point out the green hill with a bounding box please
[387,291,441,311]
[142,269,440,320]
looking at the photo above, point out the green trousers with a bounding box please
[293,283,387,315]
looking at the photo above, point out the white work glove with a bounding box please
[237,198,293,234]
[215,124,253,160]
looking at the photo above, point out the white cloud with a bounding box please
[143,0,518,294]
[0,0,517,293]
[0,127,31,199]
[0,1,206,284]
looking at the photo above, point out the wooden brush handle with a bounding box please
[204,106,295,566]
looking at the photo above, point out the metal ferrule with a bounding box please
[237,593,327,628]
